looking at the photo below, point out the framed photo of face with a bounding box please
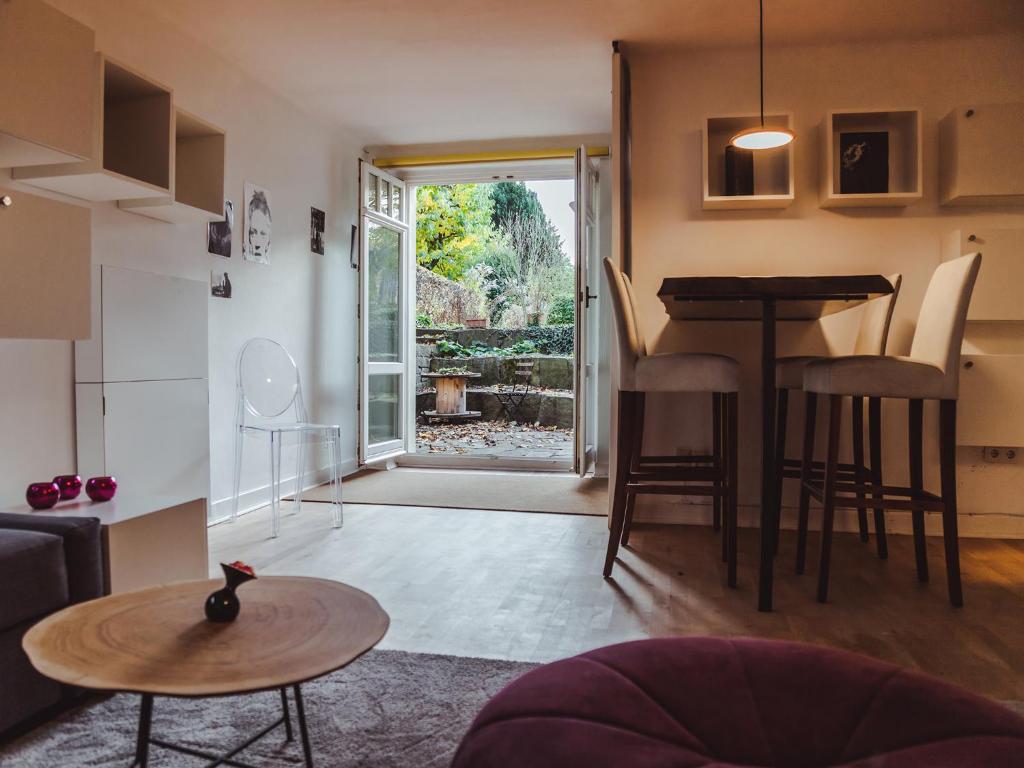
[243,182,272,264]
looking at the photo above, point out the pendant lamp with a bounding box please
[731,0,794,150]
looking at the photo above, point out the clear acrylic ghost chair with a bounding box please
[231,338,342,537]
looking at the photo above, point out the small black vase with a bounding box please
[204,562,256,622]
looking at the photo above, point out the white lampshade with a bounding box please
[731,127,795,150]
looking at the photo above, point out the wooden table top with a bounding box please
[22,576,389,697]
[658,274,894,321]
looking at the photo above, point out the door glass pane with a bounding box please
[367,173,378,211]
[368,374,400,444]
[391,183,402,220]
[367,222,401,362]
[380,179,391,216]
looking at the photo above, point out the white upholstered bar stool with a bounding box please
[603,258,742,586]
[800,253,981,606]
[776,274,902,563]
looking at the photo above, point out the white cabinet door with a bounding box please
[958,355,1024,447]
[99,266,208,382]
[103,379,209,504]
[944,229,1024,322]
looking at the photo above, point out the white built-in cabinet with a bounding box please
[940,103,1024,206]
[75,266,209,506]
[0,185,92,339]
[944,228,1024,447]
[0,0,96,168]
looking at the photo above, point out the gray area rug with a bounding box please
[1,650,537,767]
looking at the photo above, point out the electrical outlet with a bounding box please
[982,447,1019,463]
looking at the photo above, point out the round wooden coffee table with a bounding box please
[23,576,389,767]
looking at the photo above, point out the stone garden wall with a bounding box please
[428,354,572,389]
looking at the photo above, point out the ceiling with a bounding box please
[135,0,1024,147]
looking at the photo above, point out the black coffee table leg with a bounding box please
[294,684,315,766]
[130,689,305,768]
[280,687,294,741]
[133,694,153,767]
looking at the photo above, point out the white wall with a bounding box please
[626,32,1024,535]
[0,1,364,517]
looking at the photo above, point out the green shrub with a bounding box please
[416,313,434,328]
[547,294,575,325]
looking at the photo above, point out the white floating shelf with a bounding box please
[820,109,921,208]
[13,54,173,201]
[119,108,226,224]
[702,113,794,210]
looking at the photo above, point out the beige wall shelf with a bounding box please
[702,114,794,210]
[939,103,1024,206]
[119,109,227,224]
[13,54,173,201]
[0,186,91,340]
[0,0,96,169]
[819,109,921,208]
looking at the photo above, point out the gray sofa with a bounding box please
[0,513,104,738]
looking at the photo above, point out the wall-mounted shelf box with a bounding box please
[819,109,921,208]
[119,109,227,224]
[702,114,794,210]
[13,54,173,201]
[943,229,1024,321]
[0,0,96,168]
[0,186,91,340]
[939,103,1024,206]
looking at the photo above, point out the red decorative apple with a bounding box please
[85,476,117,502]
[26,482,60,510]
[53,474,83,500]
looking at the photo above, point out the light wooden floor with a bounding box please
[209,502,1024,699]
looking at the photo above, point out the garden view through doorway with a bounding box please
[412,179,578,467]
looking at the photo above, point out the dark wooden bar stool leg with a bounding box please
[773,388,789,556]
[939,400,964,607]
[851,397,869,542]
[621,393,645,547]
[817,395,843,603]
[726,392,739,587]
[712,393,722,534]
[796,393,817,575]
[908,398,929,582]
[605,391,636,577]
[868,397,888,560]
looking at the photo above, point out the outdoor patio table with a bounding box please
[657,275,894,611]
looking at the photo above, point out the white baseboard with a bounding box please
[635,499,1024,539]
[208,458,359,525]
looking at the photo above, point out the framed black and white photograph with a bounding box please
[211,270,232,299]
[207,200,233,257]
[839,131,889,194]
[310,207,326,255]
[243,182,272,264]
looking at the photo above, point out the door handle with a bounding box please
[583,287,598,309]
[0,195,12,208]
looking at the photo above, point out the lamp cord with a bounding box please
[759,0,765,127]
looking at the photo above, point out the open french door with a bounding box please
[359,161,413,464]
[574,147,600,476]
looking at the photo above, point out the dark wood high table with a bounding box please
[658,275,894,611]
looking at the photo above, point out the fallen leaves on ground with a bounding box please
[416,420,573,453]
